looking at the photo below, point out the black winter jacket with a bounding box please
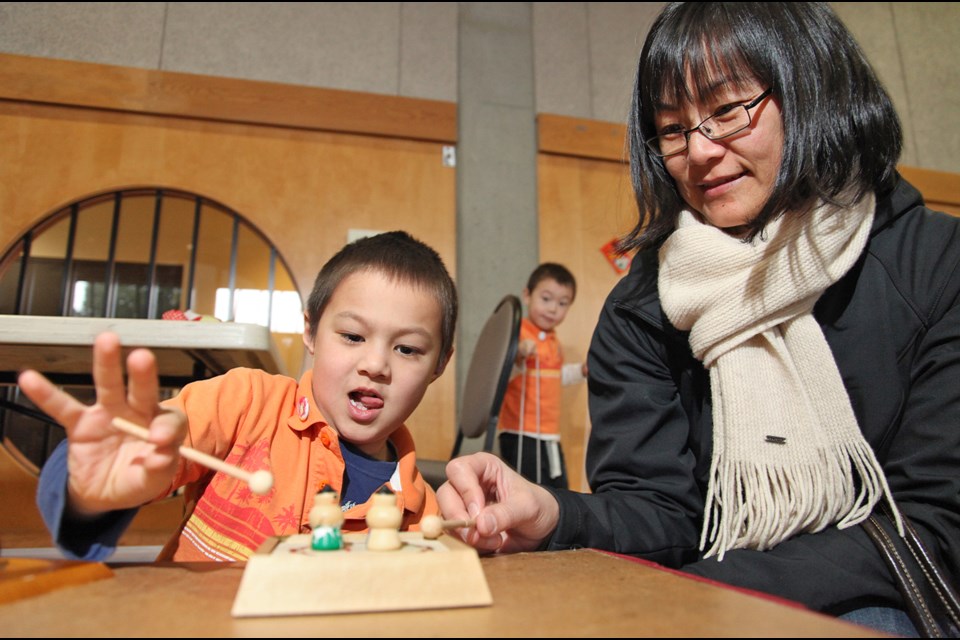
[546,176,960,613]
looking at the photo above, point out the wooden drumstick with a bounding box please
[110,416,274,495]
[420,514,476,539]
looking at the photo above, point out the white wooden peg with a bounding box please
[420,514,476,540]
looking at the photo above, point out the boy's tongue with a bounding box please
[351,391,383,410]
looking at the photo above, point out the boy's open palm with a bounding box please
[17,332,187,516]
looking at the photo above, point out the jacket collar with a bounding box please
[871,172,923,237]
[287,369,321,432]
[612,247,676,336]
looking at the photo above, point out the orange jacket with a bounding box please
[156,367,438,560]
[498,317,563,438]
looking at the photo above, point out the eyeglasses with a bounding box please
[645,88,773,157]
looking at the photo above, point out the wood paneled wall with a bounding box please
[0,54,458,466]
[536,153,635,492]
[2,54,957,521]
[0,54,461,544]
[899,167,960,217]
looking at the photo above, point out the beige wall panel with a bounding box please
[537,152,636,492]
[400,2,458,102]
[0,1,166,68]
[831,3,918,167]
[889,2,960,173]
[586,2,664,124]
[532,2,591,118]
[0,102,457,460]
[162,3,401,96]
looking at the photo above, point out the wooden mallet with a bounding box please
[111,416,274,495]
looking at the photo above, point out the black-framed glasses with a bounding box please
[645,88,773,157]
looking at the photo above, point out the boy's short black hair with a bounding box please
[305,231,458,366]
[622,2,903,251]
[527,263,576,302]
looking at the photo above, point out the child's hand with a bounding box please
[581,362,588,377]
[516,339,537,360]
[17,332,187,516]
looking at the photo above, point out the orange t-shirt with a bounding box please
[156,367,438,561]
[497,317,563,439]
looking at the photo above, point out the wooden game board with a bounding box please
[231,531,492,617]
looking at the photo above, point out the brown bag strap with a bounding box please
[861,505,960,638]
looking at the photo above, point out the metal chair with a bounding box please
[419,294,521,490]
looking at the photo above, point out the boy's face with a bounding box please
[523,277,574,332]
[302,269,448,460]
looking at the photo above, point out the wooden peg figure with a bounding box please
[365,486,402,551]
[309,486,344,551]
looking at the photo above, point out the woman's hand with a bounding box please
[18,332,187,515]
[437,452,560,554]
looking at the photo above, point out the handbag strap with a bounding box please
[862,506,960,638]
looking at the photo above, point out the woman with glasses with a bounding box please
[439,3,959,633]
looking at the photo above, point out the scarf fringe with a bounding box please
[700,440,903,560]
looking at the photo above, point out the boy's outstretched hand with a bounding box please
[17,331,187,516]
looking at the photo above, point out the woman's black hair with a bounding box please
[620,2,903,251]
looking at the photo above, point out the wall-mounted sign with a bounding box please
[600,238,632,275]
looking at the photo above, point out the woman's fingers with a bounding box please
[440,453,557,554]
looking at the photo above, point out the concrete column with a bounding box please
[455,3,539,449]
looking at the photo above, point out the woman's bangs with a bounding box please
[643,21,760,115]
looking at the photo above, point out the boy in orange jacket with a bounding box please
[23,231,456,560]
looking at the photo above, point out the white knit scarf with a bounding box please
[658,194,902,560]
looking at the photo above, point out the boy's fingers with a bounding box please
[92,332,127,409]
[126,348,159,417]
[17,369,87,432]
[147,408,188,449]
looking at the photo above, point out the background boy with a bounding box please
[19,230,457,561]
[497,263,586,489]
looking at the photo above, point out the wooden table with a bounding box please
[0,549,884,637]
[0,314,286,386]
